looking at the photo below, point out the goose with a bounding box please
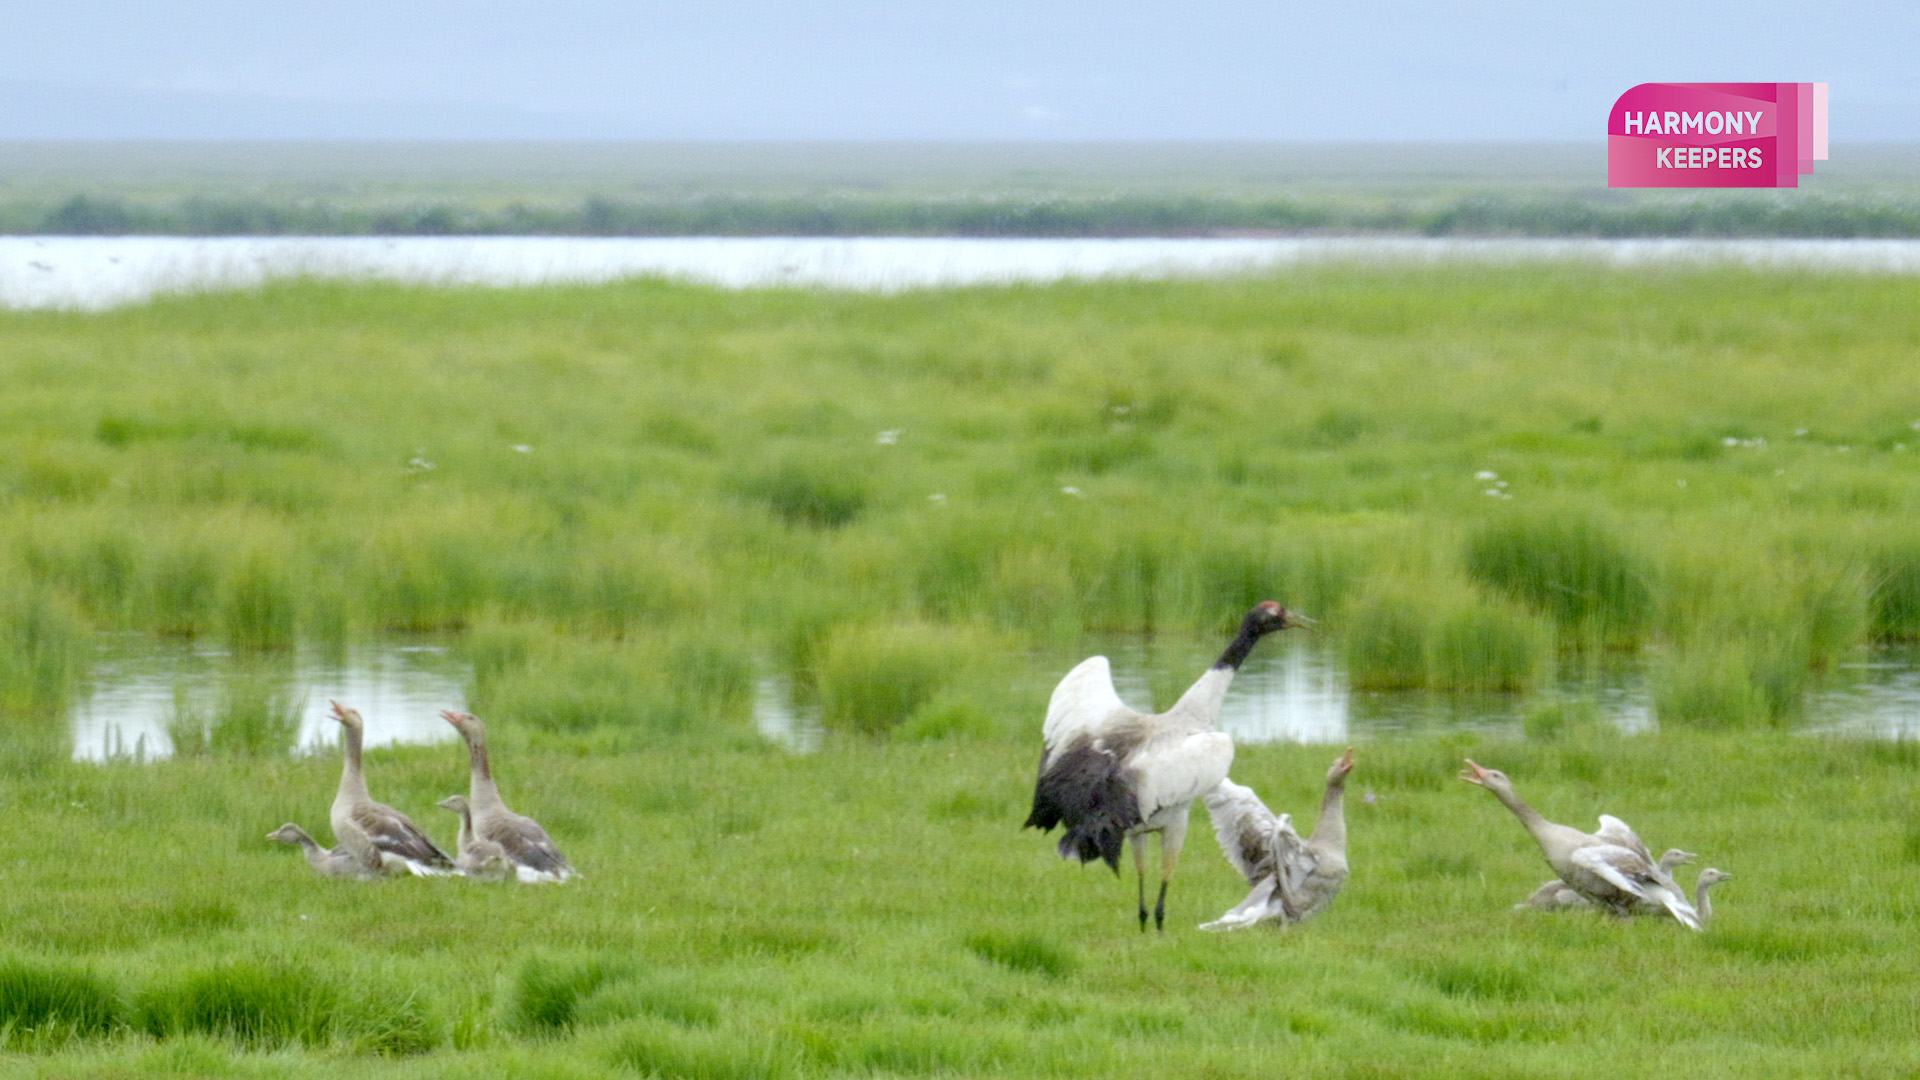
[1517,848,1696,911]
[441,710,574,883]
[1694,867,1732,927]
[328,701,455,877]
[1200,748,1355,931]
[437,796,512,881]
[1024,601,1312,931]
[266,823,376,880]
[1461,759,1701,930]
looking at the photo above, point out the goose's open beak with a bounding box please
[1459,758,1490,785]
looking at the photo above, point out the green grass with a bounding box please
[3,265,1920,1074]
[0,734,1918,1077]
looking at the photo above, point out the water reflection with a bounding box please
[1808,658,1920,739]
[750,637,1920,748]
[70,636,469,762]
[69,634,1920,760]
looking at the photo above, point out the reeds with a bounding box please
[1343,578,1553,693]
[2,268,1919,731]
[1464,509,1651,646]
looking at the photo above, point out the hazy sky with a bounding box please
[1,1,1913,141]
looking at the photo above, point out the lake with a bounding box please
[8,236,1920,311]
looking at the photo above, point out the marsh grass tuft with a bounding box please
[465,619,754,740]
[1344,578,1552,692]
[739,458,870,529]
[1465,509,1651,646]
[610,1017,802,1080]
[964,932,1076,977]
[135,960,334,1047]
[815,621,1000,736]
[1870,542,1920,641]
[0,960,121,1048]
[0,583,89,713]
[505,954,624,1034]
[1653,641,1792,729]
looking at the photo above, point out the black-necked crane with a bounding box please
[1024,601,1312,931]
[328,701,455,877]
[1200,748,1354,930]
[1460,759,1701,930]
[442,710,575,883]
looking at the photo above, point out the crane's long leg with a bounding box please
[1155,815,1190,933]
[1132,834,1150,932]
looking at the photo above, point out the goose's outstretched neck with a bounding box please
[1313,780,1348,851]
[338,723,369,800]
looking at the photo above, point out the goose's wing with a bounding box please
[1594,815,1655,862]
[1200,876,1284,931]
[1040,656,1141,757]
[1567,842,1699,928]
[1202,779,1285,884]
[1568,842,1658,899]
[483,813,573,882]
[1128,729,1234,821]
[1272,823,1321,902]
[352,801,454,872]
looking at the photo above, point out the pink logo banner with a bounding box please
[1608,82,1828,188]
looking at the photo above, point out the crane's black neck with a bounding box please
[1213,620,1267,671]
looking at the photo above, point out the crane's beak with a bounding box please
[1284,611,1318,631]
[1459,758,1490,786]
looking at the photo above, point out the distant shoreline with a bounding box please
[4,141,1916,238]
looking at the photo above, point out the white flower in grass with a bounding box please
[928,493,946,502]
[1474,470,1498,480]
[1061,485,1083,497]
[511,444,532,453]
[876,429,900,445]
[407,456,435,473]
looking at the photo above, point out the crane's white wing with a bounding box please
[1041,656,1140,754]
[1203,779,1285,884]
[1594,815,1654,862]
[1128,730,1234,821]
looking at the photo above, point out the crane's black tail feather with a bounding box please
[1024,743,1141,873]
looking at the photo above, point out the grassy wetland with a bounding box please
[3,264,1920,1076]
